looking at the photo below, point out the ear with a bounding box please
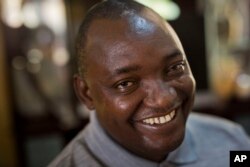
[73,74,95,110]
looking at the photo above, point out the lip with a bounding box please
[132,102,182,123]
[139,107,179,125]
[133,108,183,135]
[142,109,176,125]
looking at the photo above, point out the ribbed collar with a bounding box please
[84,111,197,167]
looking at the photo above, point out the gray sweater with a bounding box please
[48,111,250,167]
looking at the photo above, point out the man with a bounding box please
[49,0,250,166]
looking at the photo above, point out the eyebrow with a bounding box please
[107,49,183,79]
[113,65,141,76]
[164,49,184,61]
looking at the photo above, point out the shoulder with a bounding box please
[48,127,103,167]
[188,112,245,133]
[187,112,250,150]
[184,112,250,166]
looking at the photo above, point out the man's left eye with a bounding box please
[166,61,186,76]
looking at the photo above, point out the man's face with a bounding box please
[78,11,195,161]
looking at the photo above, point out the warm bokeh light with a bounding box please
[22,2,40,29]
[1,0,66,35]
[27,49,44,64]
[1,0,23,28]
[52,47,70,66]
[135,0,181,20]
[41,0,67,35]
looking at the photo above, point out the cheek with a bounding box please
[175,74,196,114]
[95,89,144,122]
[186,75,196,95]
[115,99,131,112]
[174,74,196,96]
[111,92,144,119]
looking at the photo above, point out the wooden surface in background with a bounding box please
[0,23,18,167]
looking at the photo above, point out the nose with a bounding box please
[143,81,177,109]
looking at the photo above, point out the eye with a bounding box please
[117,81,133,89]
[166,61,186,76]
[114,80,138,93]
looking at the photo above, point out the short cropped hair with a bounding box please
[75,0,148,76]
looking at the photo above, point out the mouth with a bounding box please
[142,110,176,125]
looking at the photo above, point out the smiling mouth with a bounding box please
[142,110,176,125]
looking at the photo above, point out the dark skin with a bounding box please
[74,9,195,162]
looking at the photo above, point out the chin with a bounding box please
[139,127,185,162]
[140,134,185,162]
[157,128,185,152]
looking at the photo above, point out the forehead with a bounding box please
[87,16,178,49]
[86,9,169,44]
[84,11,184,74]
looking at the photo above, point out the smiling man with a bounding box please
[49,0,250,167]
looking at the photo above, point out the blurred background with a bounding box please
[0,0,250,166]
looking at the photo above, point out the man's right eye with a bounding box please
[114,80,138,93]
[117,81,133,89]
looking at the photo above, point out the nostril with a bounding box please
[143,85,177,109]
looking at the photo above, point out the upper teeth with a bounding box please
[142,110,176,125]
